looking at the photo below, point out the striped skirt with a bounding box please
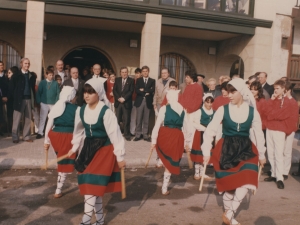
[190,130,212,164]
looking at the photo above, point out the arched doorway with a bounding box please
[62,47,115,78]
[216,54,244,79]
[159,53,196,84]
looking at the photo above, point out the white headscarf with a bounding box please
[166,90,183,116]
[228,78,256,108]
[203,93,214,102]
[48,86,76,119]
[86,78,110,107]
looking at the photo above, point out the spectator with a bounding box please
[47,65,54,73]
[280,77,297,101]
[63,67,85,106]
[0,61,7,135]
[104,72,116,112]
[206,78,222,98]
[248,74,270,100]
[54,60,69,83]
[36,69,60,139]
[82,68,89,81]
[102,68,110,79]
[55,75,63,89]
[113,67,134,141]
[130,68,141,136]
[153,67,175,111]
[134,66,155,142]
[258,72,274,97]
[196,74,209,93]
[9,58,36,143]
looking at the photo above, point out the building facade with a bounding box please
[0,0,299,85]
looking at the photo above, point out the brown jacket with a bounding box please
[153,77,175,107]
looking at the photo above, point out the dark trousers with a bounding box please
[136,98,150,138]
[115,103,131,138]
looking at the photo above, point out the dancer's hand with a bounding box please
[259,158,266,167]
[67,150,74,157]
[150,144,155,151]
[118,160,126,169]
[44,144,50,151]
[203,156,210,165]
[185,145,190,152]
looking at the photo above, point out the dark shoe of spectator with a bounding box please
[133,135,143,142]
[13,140,19,144]
[283,175,288,180]
[36,134,43,139]
[292,171,300,176]
[144,137,151,142]
[125,136,131,141]
[265,170,272,177]
[24,139,33,143]
[130,133,135,137]
[264,176,276,182]
[276,180,284,189]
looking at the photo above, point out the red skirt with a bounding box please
[77,144,121,196]
[190,130,212,164]
[212,138,259,192]
[48,130,77,173]
[156,126,184,175]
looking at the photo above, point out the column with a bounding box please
[24,0,45,82]
[140,13,162,80]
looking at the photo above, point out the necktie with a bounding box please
[144,78,147,85]
[122,79,125,91]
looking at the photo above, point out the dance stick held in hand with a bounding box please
[121,168,126,199]
[41,153,69,170]
[145,145,155,168]
[199,163,207,192]
[185,145,193,169]
[43,144,50,170]
[253,165,263,195]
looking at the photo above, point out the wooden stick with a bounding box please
[41,153,68,170]
[186,151,193,169]
[199,163,207,192]
[253,165,263,195]
[145,148,154,168]
[121,168,126,199]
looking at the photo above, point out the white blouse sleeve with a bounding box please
[151,105,166,144]
[192,109,206,131]
[201,106,225,156]
[44,116,54,145]
[183,111,194,148]
[71,107,85,153]
[251,109,266,160]
[103,109,125,162]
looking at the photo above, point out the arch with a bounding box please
[215,54,244,79]
[159,52,196,84]
[61,45,116,75]
[0,40,22,69]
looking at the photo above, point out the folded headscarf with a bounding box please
[48,86,76,119]
[166,90,183,116]
[228,78,256,108]
[85,78,110,107]
[203,93,214,102]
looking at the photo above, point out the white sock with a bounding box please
[93,196,104,225]
[200,164,205,176]
[195,164,200,177]
[226,187,248,225]
[55,172,67,194]
[81,195,96,225]
[162,171,171,194]
[223,191,234,211]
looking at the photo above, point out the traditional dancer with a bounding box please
[264,80,294,189]
[190,93,215,181]
[201,78,266,225]
[44,86,78,198]
[68,78,125,225]
[151,89,191,195]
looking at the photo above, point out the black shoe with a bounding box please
[144,137,151,142]
[283,175,288,180]
[292,171,300,176]
[133,135,142,141]
[125,136,131,141]
[130,133,135,137]
[276,180,284,189]
[265,170,272,177]
[36,134,43,139]
[264,176,276,182]
[13,140,19,144]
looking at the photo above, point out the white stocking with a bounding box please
[195,163,200,177]
[162,171,171,194]
[81,195,96,225]
[55,172,67,194]
[226,187,248,225]
[93,196,104,225]
[223,191,234,211]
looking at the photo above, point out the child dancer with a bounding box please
[190,93,215,180]
[68,78,125,225]
[151,89,191,195]
[104,72,116,113]
[44,86,77,198]
[202,78,266,225]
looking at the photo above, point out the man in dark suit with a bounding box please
[113,67,134,141]
[133,65,155,142]
[63,67,85,106]
[258,72,274,97]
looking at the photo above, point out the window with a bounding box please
[160,0,192,7]
[207,0,221,11]
[159,53,195,84]
[0,41,21,69]
[225,0,250,15]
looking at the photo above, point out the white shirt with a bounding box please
[71,101,125,162]
[21,69,28,74]
[71,78,79,90]
[192,107,214,132]
[151,105,193,147]
[143,77,149,84]
[0,72,3,77]
[201,102,266,160]
[57,70,65,83]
